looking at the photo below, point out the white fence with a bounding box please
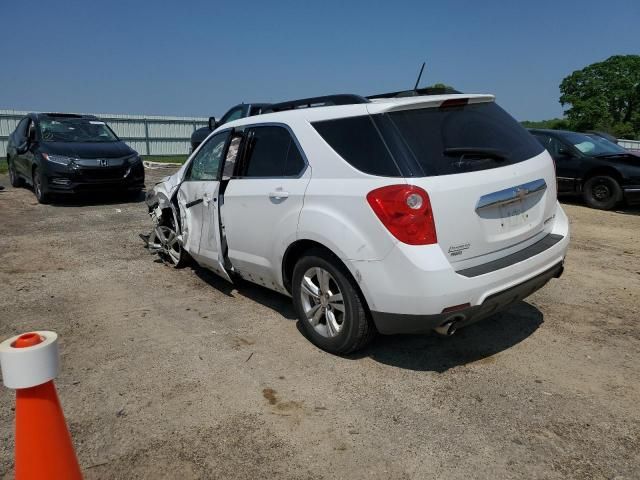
[618,139,640,152]
[0,109,208,157]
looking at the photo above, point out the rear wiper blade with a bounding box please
[444,147,508,161]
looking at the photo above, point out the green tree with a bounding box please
[521,118,570,130]
[559,55,640,139]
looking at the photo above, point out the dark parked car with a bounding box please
[6,113,145,203]
[529,128,640,210]
[190,103,269,152]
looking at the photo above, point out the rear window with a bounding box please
[312,102,544,177]
[311,116,402,176]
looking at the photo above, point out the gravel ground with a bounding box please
[1,168,639,479]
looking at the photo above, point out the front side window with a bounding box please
[39,117,119,143]
[15,118,29,138]
[220,107,245,126]
[240,126,305,178]
[186,132,228,181]
[533,134,566,157]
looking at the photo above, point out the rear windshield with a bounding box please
[312,102,544,177]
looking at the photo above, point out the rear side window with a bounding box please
[240,126,305,178]
[386,102,544,176]
[312,116,401,176]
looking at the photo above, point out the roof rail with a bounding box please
[367,86,461,100]
[41,112,93,118]
[263,94,369,113]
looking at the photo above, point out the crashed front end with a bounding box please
[141,173,186,267]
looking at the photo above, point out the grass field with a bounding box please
[0,159,7,174]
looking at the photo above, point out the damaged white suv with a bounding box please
[145,92,569,354]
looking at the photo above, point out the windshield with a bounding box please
[39,118,119,143]
[563,132,627,156]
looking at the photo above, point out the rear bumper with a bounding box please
[623,186,640,205]
[371,261,563,334]
[349,202,570,335]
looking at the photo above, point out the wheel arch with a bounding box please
[281,240,369,310]
[581,166,623,189]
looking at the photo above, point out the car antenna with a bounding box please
[413,62,426,91]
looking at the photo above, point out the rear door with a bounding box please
[176,131,228,264]
[222,125,310,288]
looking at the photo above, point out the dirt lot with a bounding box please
[1,168,639,479]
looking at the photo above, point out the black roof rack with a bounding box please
[367,86,461,100]
[263,94,369,113]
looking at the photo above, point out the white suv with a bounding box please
[145,93,569,354]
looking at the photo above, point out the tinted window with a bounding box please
[312,116,401,176]
[15,118,29,138]
[220,107,245,125]
[386,102,544,176]
[242,126,305,177]
[313,103,544,177]
[187,132,228,181]
[533,134,565,157]
[39,117,119,143]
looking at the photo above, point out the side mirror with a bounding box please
[208,116,218,131]
[557,147,573,158]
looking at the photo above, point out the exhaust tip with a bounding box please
[434,315,465,336]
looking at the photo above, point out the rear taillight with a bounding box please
[366,185,437,245]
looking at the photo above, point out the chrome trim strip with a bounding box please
[476,178,547,212]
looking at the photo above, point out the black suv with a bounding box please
[529,128,640,210]
[190,103,270,152]
[7,113,145,203]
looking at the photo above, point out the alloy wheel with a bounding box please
[148,225,182,266]
[300,267,346,338]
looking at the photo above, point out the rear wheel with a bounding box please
[8,158,23,187]
[583,175,621,210]
[32,167,49,204]
[292,250,375,354]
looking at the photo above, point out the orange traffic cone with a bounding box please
[0,331,83,480]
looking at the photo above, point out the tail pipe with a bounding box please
[433,315,465,336]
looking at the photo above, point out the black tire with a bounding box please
[583,175,622,210]
[32,167,49,204]
[157,210,189,268]
[8,158,23,187]
[292,249,375,354]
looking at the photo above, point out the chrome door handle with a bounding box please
[269,191,289,199]
[203,193,210,205]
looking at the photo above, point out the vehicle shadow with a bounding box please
[350,301,544,372]
[559,196,640,216]
[46,189,146,207]
[190,265,297,320]
[186,260,543,370]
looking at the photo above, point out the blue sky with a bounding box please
[1,0,638,120]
